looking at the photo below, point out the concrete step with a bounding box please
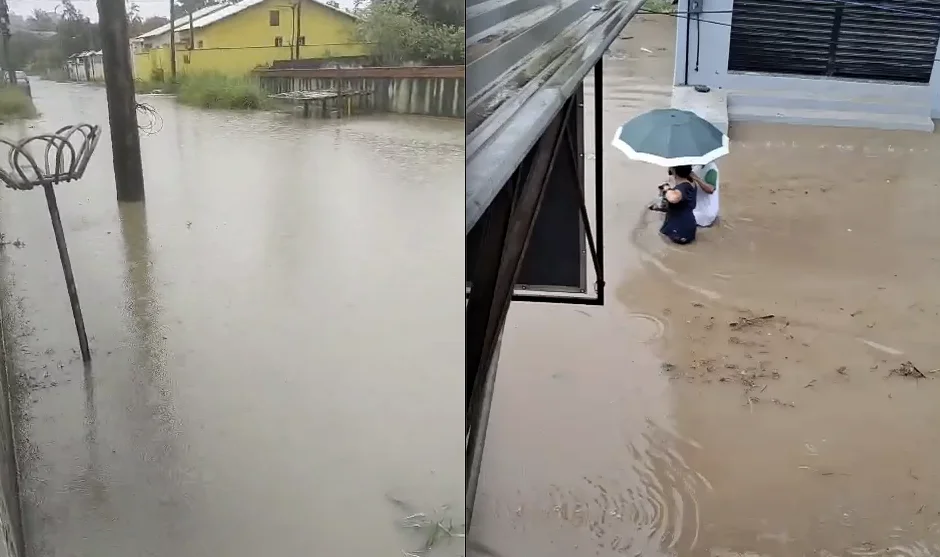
[721,73,933,106]
[671,86,729,135]
[729,89,931,118]
[728,105,935,132]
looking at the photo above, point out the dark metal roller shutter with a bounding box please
[836,1,940,83]
[728,0,940,83]
[728,0,837,76]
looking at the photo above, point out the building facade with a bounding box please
[131,0,366,81]
[675,0,940,131]
[66,51,105,83]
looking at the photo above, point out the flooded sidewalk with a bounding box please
[0,80,464,556]
[471,16,940,557]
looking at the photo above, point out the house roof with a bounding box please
[465,0,644,232]
[68,50,103,59]
[137,3,231,39]
[135,0,357,40]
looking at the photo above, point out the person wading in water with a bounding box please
[658,165,698,245]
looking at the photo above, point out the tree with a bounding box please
[26,9,58,32]
[414,0,462,27]
[128,4,169,38]
[140,16,170,33]
[56,0,98,56]
[355,0,464,65]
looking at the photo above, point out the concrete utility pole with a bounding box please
[96,0,146,202]
[169,0,177,80]
[0,0,16,84]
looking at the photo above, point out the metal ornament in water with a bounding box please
[0,124,102,363]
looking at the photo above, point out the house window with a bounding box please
[269,10,280,26]
[183,54,190,64]
[274,36,283,47]
[197,40,204,48]
[298,36,306,46]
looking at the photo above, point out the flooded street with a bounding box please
[471,16,940,557]
[0,80,464,555]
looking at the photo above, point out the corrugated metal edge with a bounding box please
[465,0,644,234]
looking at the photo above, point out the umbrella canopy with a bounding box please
[611,108,729,167]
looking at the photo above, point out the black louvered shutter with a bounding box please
[835,1,940,83]
[728,0,837,76]
[728,0,940,84]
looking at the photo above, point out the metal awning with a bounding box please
[466,0,645,234]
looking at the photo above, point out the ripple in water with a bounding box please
[546,423,711,555]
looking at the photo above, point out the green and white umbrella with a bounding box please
[611,108,729,167]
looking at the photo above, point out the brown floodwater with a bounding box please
[0,80,464,556]
[470,15,940,557]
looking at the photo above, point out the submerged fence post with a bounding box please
[0,124,102,362]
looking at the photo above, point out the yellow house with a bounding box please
[131,0,367,81]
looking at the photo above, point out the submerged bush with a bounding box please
[176,74,268,110]
[0,86,37,121]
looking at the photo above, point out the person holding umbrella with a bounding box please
[611,108,729,243]
[659,165,698,244]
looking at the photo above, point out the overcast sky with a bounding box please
[9,0,357,22]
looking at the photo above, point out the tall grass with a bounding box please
[643,0,676,13]
[175,74,268,110]
[0,87,37,122]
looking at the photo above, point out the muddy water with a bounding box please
[471,15,940,557]
[0,80,464,556]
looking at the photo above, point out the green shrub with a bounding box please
[0,87,37,121]
[644,0,676,13]
[175,73,267,110]
[356,0,465,65]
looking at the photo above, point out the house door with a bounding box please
[728,0,940,84]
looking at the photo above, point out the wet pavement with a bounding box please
[471,15,940,557]
[0,80,464,556]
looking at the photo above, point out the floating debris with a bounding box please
[389,496,465,555]
[729,314,775,329]
[889,361,928,379]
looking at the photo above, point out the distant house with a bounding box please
[66,51,105,82]
[130,0,366,81]
[675,0,940,132]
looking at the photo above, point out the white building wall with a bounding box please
[674,0,940,117]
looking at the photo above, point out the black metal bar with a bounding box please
[560,87,596,288]
[43,184,91,362]
[826,1,845,76]
[593,59,605,305]
[465,336,500,529]
[466,101,569,399]
[465,184,514,418]
[510,293,603,305]
[683,3,692,85]
[465,101,570,527]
